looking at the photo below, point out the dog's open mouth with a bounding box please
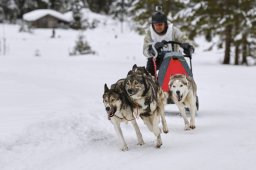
[177,94,183,102]
[106,107,117,119]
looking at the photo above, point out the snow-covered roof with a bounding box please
[23,9,70,22]
[63,8,108,23]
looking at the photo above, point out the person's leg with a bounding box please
[146,58,155,76]
[146,56,164,76]
[156,55,164,70]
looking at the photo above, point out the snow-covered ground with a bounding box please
[0,20,256,170]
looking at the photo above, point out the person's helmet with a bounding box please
[151,11,167,24]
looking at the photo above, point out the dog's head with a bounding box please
[103,84,122,119]
[127,64,150,76]
[125,74,147,99]
[168,74,190,102]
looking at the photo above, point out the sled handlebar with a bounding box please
[149,41,193,59]
[163,40,182,46]
[163,41,193,59]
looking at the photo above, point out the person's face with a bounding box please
[153,22,165,33]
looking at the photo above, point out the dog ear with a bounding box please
[142,67,150,76]
[186,76,193,82]
[132,64,138,70]
[168,78,174,89]
[184,76,190,86]
[169,75,175,85]
[127,70,133,76]
[104,84,109,93]
[170,74,176,80]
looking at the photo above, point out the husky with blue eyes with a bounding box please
[168,74,198,130]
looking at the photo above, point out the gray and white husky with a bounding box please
[168,74,198,130]
[103,81,144,151]
[125,67,168,148]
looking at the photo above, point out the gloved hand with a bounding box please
[189,45,195,53]
[180,43,190,50]
[154,41,165,51]
[181,43,194,56]
[161,40,168,44]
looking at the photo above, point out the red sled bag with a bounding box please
[158,52,193,92]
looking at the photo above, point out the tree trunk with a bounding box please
[234,42,240,65]
[223,25,232,64]
[241,33,248,65]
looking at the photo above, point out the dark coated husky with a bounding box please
[125,65,168,148]
[103,80,144,151]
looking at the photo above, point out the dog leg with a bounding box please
[112,119,128,151]
[156,134,162,148]
[130,120,144,145]
[141,116,153,132]
[189,102,196,129]
[159,103,169,133]
[177,104,190,130]
[152,113,162,148]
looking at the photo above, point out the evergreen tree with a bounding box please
[0,0,19,22]
[110,0,134,21]
[87,0,113,14]
[131,0,183,34]
[233,0,256,65]
[110,0,134,32]
[48,0,71,12]
[174,0,256,65]
[71,0,84,29]
[9,0,18,22]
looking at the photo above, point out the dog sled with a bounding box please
[152,41,199,110]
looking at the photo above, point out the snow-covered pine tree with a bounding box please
[174,0,256,65]
[232,0,256,65]
[0,0,18,22]
[6,0,18,23]
[71,0,83,29]
[87,0,112,14]
[70,33,95,55]
[110,0,134,32]
[48,0,70,12]
[0,7,4,22]
[131,0,183,34]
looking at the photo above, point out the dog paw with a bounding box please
[184,124,191,130]
[190,125,196,129]
[155,139,162,148]
[163,128,169,134]
[121,145,128,151]
[155,143,162,148]
[137,140,145,146]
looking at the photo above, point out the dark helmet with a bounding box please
[151,12,167,24]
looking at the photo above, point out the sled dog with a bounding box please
[128,64,152,76]
[125,68,168,148]
[128,64,157,82]
[103,81,144,151]
[168,74,197,130]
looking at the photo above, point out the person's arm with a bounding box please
[173,26,189,43]
[143,29,154,58]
